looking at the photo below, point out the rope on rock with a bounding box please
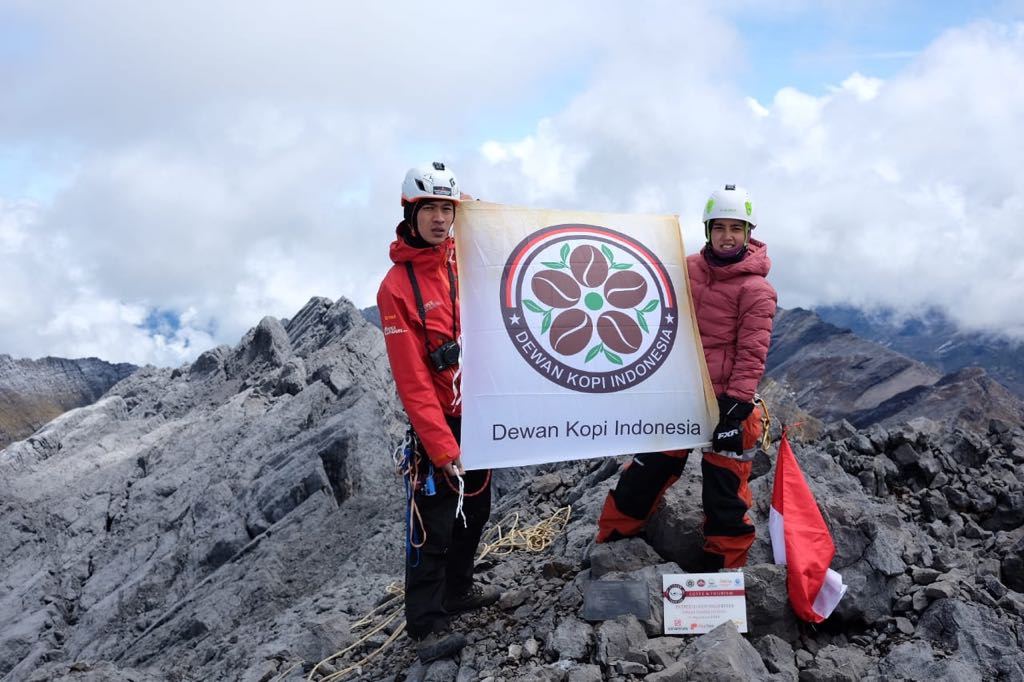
[295,505,573,680]
[477,505,572,560]
[301,583,406,682]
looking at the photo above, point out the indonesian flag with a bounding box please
[769,432,848,622]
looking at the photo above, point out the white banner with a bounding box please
[456,202,715,470]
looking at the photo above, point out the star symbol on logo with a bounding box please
[508,313,521,325]
[665,313,675,324]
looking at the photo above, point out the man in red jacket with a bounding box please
[595,184,777,571]
[377,162,499,663]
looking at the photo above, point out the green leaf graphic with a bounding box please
[523,299,544,313]
[637,311,649,333]
[641,299,659,313]
[585,343,603,363]
[541,261,567,269]
[560,243,570,262]
[600,244,615,263]
[604,348,624,365]
[541,310,552,334]
[611,263,632,270]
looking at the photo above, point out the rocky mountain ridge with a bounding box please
[814,304,1024,399]
[764,308,1024,434]
[0,355,137,449]
[1,298,1022,681]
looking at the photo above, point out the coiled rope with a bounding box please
[478,505,572,560]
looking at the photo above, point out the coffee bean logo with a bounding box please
[550,309,593,355]
[501,224,679,393]
[604,270,648,309]
[570,245,608,288]
[531,270,581,308]
[598,310,643,354]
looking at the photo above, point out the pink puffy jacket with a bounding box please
[686,238,777,402]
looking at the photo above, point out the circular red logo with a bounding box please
[500,224,678,393]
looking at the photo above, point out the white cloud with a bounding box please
[474,19,1024,339]
[2,4,1023,368]
[832,72,884,101]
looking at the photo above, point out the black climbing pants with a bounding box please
[404,415,492,640]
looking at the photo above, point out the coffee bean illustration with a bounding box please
[570,244,609,288]
[604,271,648,309]
[550,309,593,356]
[598,310,643,354]
[531,270,582,308]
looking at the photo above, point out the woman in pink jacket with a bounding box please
[596,185,777,570]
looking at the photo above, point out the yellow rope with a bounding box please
[304,583,405,681]
[296,505,573,680]
[477,505,572,560]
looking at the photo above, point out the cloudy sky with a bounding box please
[2,1,1023,366]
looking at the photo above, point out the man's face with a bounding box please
[414,200,456,246]
[709,219,749,253]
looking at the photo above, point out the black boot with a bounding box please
[414,630,467,663]
[444,583,501,615]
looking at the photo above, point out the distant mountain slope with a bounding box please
[849,366,1024,431]
[767,308,1024,433]
[815,304,1024,399]
[361,304,381,329]
[0,355,137,448]
[764,308,943,422]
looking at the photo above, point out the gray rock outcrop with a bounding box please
[1,297,407,681]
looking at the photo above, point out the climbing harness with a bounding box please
[395,430,431,566]
[395,428,494,554]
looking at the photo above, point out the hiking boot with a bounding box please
[444,583,501,615]
[414,630,467,663]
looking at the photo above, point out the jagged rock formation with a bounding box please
[2,299,1023,681]
[1,297,408,681]
[0,356,136,448]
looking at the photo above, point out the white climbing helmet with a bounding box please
[702,184,757,239]
[401,161,461,206]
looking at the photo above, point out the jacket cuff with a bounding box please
[429,449,459,468]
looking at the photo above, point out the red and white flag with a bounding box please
[769,432,848,622]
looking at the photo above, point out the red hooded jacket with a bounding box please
[687,238,777,402]
[377,222,462,467]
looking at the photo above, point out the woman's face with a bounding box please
[709,219,749,254]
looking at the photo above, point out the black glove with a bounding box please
[718,395,754,421]
[712,396,754,455]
